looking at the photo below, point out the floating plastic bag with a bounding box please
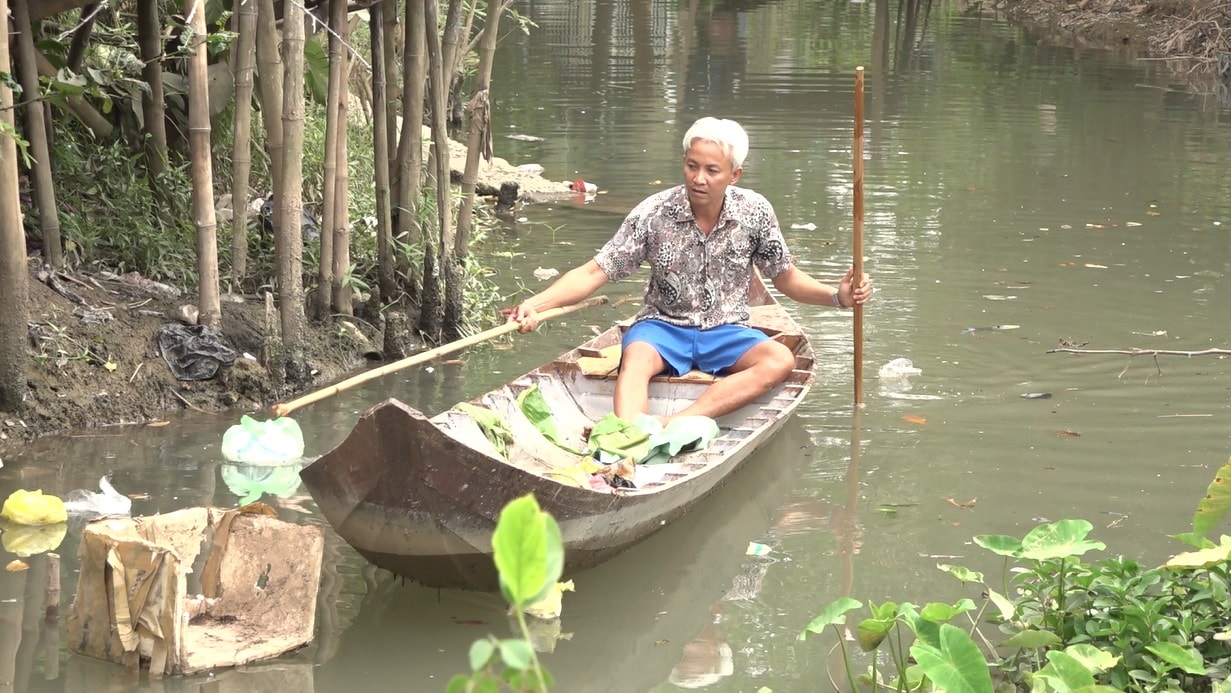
[1,489,68,526]
[63,476,132,519]
[221,415,306,464]
[878,358,922,379]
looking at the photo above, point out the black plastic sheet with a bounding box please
[157,324,237,381]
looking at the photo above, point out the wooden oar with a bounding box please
[271,295,610,417]
[853,66,866,407]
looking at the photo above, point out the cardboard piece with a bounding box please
[66,505,324,676]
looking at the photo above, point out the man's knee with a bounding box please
[622,341,666,376]
[744,340,795,381]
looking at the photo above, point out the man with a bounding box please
[511,116,873,422]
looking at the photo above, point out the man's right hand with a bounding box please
[507,302,539,333]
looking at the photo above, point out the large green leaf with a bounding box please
[1064,644,1120,675]
[799,597,862,639]
[909,623,994,693]
[938,563,985,584]
[1020,520,1105,560]
[1032,650,1095,692]
[1189,458,1231,541]
[920,599,977,623]
[517,386,584,454]
[973,534,1024,557]
[856,601,900,651]
[1164,535,1231,568]
[1146,642,1206,676]
[491,494,563,609]
[1000,629,1062,649]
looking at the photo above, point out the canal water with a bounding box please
[4,0,1231,690]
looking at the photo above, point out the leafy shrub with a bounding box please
[802,456,1231,693]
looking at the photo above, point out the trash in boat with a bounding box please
[1,489,67,526]
[63,476,132,519]
[878,358,922,379]
[67,504,324,676]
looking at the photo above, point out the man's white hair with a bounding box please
[682,117,749,170]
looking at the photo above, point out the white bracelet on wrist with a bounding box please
[832,290,844,308]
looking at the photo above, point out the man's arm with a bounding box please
[771,265,869,308]
[511,260,611,330]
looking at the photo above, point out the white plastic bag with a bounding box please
[63,477,132,519]
[878,358,922,378]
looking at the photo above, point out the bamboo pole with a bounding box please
[271,295,610,417]
[187,0,221,328]
[14,0,64,268]
[853,67,865,406]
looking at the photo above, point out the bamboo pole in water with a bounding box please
[853,67,866,406]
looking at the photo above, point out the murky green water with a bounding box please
[3,1,1230,690]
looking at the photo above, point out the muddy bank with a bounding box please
[1001,0,1231,84]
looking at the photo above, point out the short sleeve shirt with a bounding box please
[593,185,794,329]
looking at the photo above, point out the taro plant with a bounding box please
[802,456,1231,693]
[448,493,561,693]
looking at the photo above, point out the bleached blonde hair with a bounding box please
[682,117,749,170]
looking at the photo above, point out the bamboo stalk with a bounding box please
[271,295,610,417]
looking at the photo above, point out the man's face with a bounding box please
[683,139,742,215]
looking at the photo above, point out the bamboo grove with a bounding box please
[0,0,514,410]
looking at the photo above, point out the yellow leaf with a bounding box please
[104,361,118,372]
[903,415,927,425]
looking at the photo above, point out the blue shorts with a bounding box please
[623,319,769,376]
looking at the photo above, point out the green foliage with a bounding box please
[52,125,198,283]
[801,457,1231,692]
[449,494,559,692]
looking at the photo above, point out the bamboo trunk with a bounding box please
[319,0,346,319]
[187,0,221,329]
[137,0,168,175]
[278,0,308,371]
[14,0,64,268]
[0,0,29,411]
[394,0,426,303]
[231,0,258,285]
[371,2,396,306]
[332,31,353,317]
[419,0,452,339]
[257,0,285,215]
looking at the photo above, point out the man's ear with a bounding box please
[731,166,743,183]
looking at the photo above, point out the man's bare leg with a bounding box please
[613,341,667,420]
[668,340,795,422]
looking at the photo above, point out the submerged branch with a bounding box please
[1046,347,1231,357]
[1047,346,1231,382]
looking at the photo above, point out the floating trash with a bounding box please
[879,358,922,378]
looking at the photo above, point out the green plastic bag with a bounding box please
[221,415,306,463]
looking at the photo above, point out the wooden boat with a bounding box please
[300,278,816,590]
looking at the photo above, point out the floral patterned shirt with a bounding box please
[594,185,794,329]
